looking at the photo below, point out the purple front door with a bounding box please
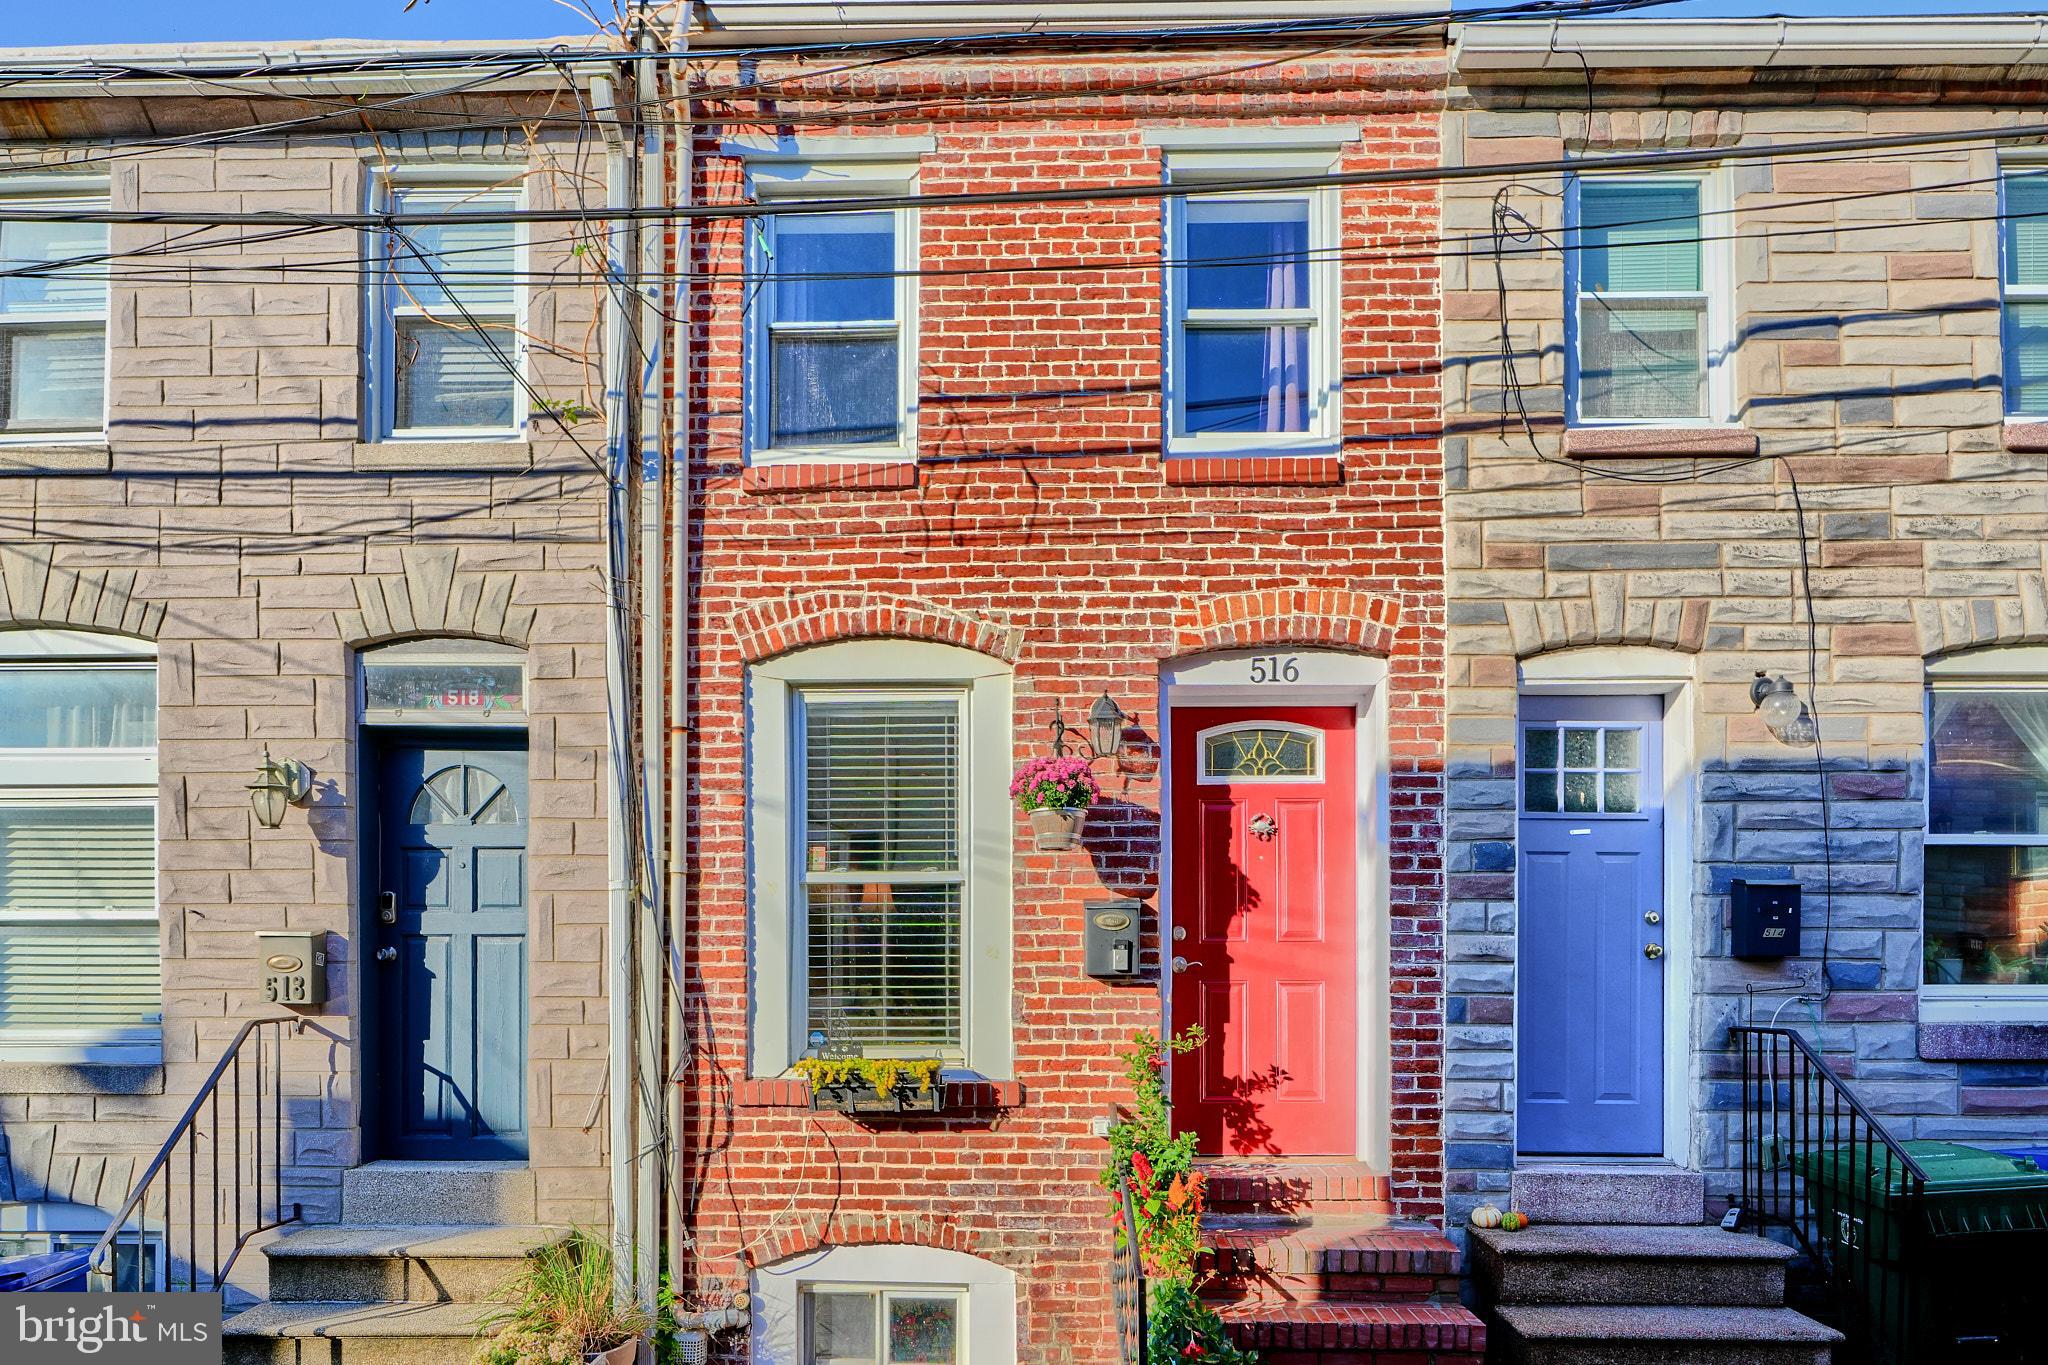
[1516,694,1666,1156]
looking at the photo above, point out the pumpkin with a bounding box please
[1498,1210,1529,1232]
[1468,1204,1503,1229]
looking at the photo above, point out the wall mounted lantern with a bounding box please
[1750,672,1818,747]
[248,746,314,830]
[1050,692,1133,762]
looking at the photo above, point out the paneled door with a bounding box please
[371,740,529,1159]
[1169,706,1357,1156]
[1516,695,1666,1156]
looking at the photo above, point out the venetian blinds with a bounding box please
[800,696,964,1053]
[1576,180,1707,421]
[2005,173,2048,414]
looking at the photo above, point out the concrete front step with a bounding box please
[340,1161,536,1226]
[1489,1305,1843,1365]
[1507,1168,1705,1227]
[223,1300,494,1365]
[1216,1299,1486,1363]
[263,1224,567,1304]
[1200,1214,1463,1304]
[1470,1223,1793,1307]
[1198,1159,1393,1215]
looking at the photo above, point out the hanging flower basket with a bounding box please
[1012,754,1100,852]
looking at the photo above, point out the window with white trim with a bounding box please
[0,635,158,1063]
[371,180,524,440]
[0,182,109,440]
[746,639,1011,1078]
[2001,167,2048,414]
[1566,175,1723,424]
[748,205,916,461]
[0,1202,161,1291]
[1165,182,1338,454]
[804,1286,961,1365]
[1924,683,2048,997]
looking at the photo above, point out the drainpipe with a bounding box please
[587,61,645,1305]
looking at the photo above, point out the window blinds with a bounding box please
[2005,174,2048,414]
[1577,180,1707,421]
[800,698,964,1053]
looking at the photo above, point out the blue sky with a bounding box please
[1,0,2038,47]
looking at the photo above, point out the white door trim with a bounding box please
[1518,647,1698,1169]
[1159,647,1389,1167]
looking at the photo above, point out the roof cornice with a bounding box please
[1454,16,2048,72]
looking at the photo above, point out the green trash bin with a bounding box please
[1792,1140,2048,1361]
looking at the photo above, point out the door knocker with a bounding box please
[1249,814,1278,841]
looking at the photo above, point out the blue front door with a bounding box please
[1516,695,1666,1156]
[373,740,529,1160]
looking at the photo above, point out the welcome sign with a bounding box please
[5,1294,221,1363]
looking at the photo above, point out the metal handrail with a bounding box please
[87,1015,337,1293]
[1735,1025,1930,1182]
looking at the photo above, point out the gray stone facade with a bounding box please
[0,83,620,1271]
[1443,52,2048,1218]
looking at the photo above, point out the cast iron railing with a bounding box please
[1732,1025,1930,1362]
[87,1016,316,1293]
[1111,1172,1146,1365]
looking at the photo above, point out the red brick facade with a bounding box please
[675,46,1449,1360]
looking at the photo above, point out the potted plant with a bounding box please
[794,1056,945,1114]
[1011,754,1100,851]
[474,1232,651,1365]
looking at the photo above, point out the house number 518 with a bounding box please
[1247,655,1301,684]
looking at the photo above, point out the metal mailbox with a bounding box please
[1731,880,1801,959]
[1084,899,1145,980]
[257,930,328,1006]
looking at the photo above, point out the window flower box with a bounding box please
[795,1057,944,1115]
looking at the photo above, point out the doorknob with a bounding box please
[1171,955,1195,974]
[1644,943,1664,961]
[375,947,398,964]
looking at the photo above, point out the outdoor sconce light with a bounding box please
[1051,692,1133,761]
[248,746,314,830]
[1750,672,1818,747]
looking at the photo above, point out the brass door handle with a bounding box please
[1644,943,1664,961]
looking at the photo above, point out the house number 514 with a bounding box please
[1247,655,1301,684]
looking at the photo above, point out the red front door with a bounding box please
[1169,705,1357,1157]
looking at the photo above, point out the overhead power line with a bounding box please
[0,118,2037,229]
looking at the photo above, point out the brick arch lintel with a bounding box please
[1171,587,1401,659]
[735,591,1024,666]
[753,1214,1026,1270]
[1915,581,2048,658]
[1507,589,1708,660]
[0,545,164,640]
[335,547,537,649]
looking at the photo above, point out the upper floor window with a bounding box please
[1567,176,1723,425]
[0,183,109,442]
[0,632,158,1064]
[1166,187,1338,455]
[749,208,915,462]
[370,179,523,441]
[2002,169,2048,415]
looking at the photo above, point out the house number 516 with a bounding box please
[1247,655,1301,684]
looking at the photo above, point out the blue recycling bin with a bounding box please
[0,1249,91,1292]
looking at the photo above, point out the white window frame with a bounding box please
[753,1245,1015,1365]
[0,1202,164,1292]
[0,630,159,1065]
[746,638,1011,1078]
[1922,647,2048,1023]
[735,138,927,466]
[365,164,529,443]
[0,175,111,446]
[1999,159,2048,418]
[801,1284,966,1365]
[1161,144,1342,458]
[1563,170,1732,428]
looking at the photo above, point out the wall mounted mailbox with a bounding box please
[1084,899,1144,980]
[257,930,328,1006]
[1730,880,1801,959]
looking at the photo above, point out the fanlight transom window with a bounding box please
[1200,725,1320,781]
[408,764,518,826]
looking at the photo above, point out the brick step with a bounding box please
[1471,1223,1793,1308]
[223,1301,493,1365]
[1198,1159,1392,1215]
[1488,1305,1842,1365]
[1199,1214,1462,1304]
[262,1224,567,1304]
[1215,1300,1485,1364]
[1506,1168,1705,1227]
